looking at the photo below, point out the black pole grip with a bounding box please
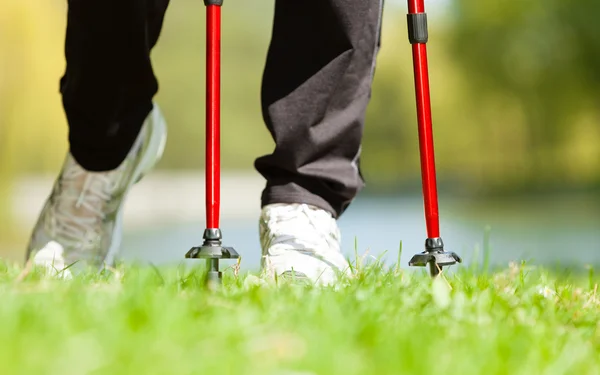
[204,0,223,5]
[407,13,428,44]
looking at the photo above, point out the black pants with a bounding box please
[61,0,383,218]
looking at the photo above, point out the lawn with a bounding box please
[0,257,598,375]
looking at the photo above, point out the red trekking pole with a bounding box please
[185,0,239,288]
[406,0,461,277]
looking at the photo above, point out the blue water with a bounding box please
[121,195,600,273]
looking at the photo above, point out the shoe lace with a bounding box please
[49,159,124,248]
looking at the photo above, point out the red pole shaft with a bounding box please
[408,0,424,13]
[408,0,440,238]
[206,5,220,229]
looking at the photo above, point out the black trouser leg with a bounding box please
[255,0,384,219]
[60,0,170,172]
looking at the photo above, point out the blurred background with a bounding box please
[1,0,599,272]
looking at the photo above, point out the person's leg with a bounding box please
[256,0,383,218]
[26,0,171,275]
[60,0,170,171]
[257,0,384,284]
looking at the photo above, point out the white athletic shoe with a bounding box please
[26,104,167,276]
[259,203,351,285]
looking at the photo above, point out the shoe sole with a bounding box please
[103,105,168,268]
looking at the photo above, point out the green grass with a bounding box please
[0,258,599,375]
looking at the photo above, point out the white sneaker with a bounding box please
[259,203,351,285]
[26,104,167,276]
